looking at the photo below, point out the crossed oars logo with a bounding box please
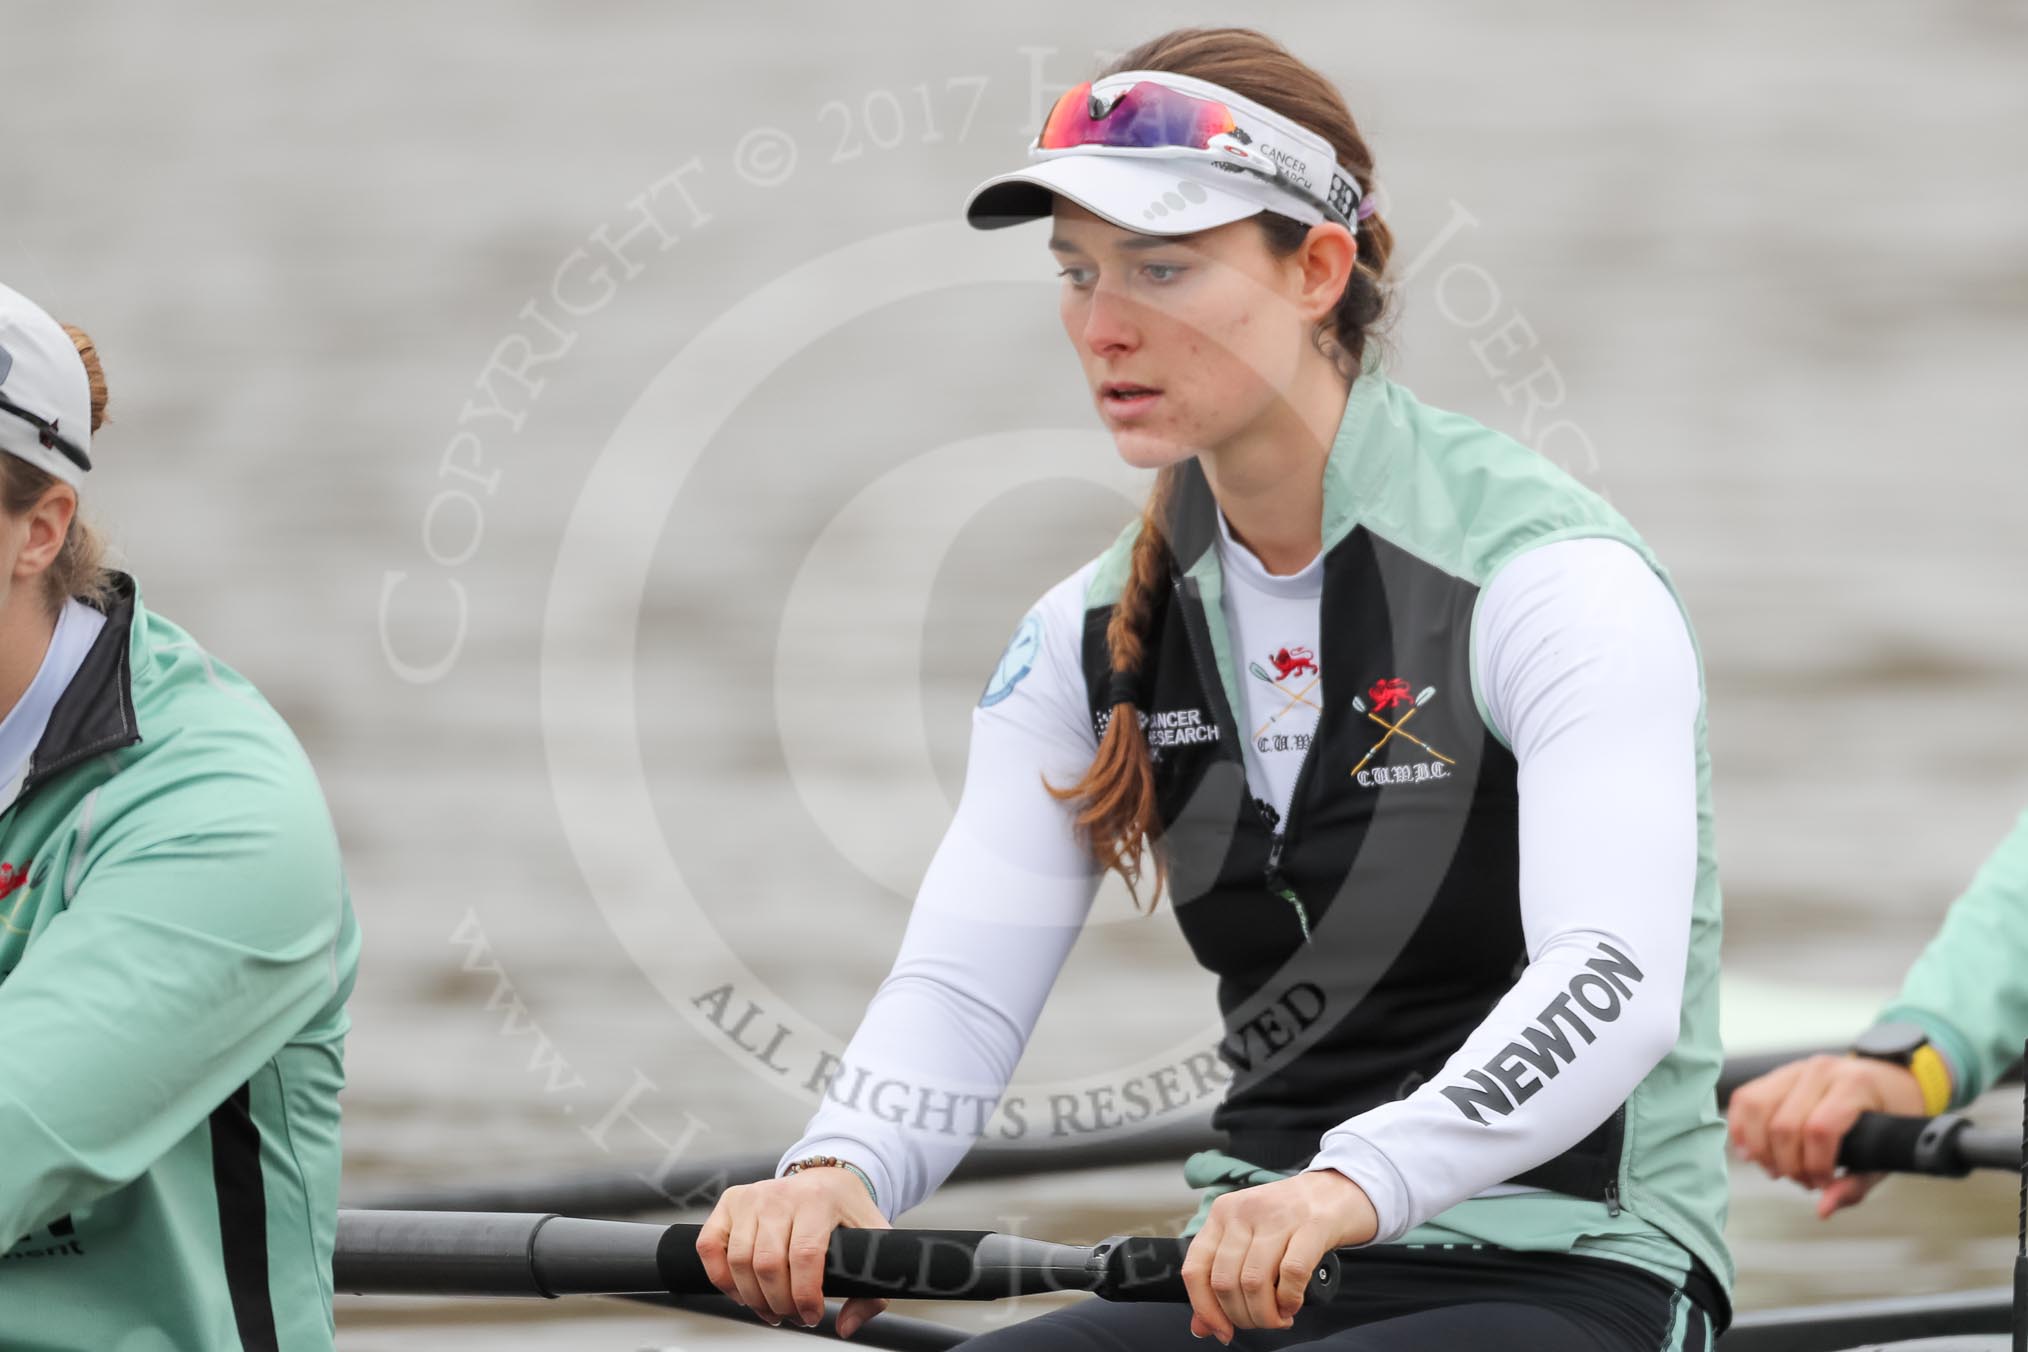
[1247,659,1322,741]
[1350,683,1455,776]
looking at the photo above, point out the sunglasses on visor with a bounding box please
[1031,78,1359,227]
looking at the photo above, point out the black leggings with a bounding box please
[958,1245,1713,1351]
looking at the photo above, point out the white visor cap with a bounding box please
[964,68,1359,235]
[966,152,1325,236]
[0,283,91,486]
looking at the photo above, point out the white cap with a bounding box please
[964,68,1369,236]
[0,282,92,486]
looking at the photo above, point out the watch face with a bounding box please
[1852,1020,1928,1061]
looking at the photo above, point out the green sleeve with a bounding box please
[0,749,348,1245]
[1878,804,2028,1108]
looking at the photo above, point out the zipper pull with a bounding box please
[1275,886,1311,943]
[1603,1177,1621,1218]
[1263,835,1310,943]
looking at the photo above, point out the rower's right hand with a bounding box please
[1726,1053,1927,1217]
[694,1167,892,1338]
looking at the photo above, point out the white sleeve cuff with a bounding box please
[1303,1134,1414,1244]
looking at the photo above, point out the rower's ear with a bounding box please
[2,478,76,588]
[1289,221,1359,327]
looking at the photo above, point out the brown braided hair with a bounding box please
[1040,27,1398,913]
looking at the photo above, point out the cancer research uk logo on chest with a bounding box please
[1094,703,1221,750]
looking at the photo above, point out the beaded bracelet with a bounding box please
[782,1154,878,1206]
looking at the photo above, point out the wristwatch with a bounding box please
[1850,1020,1953,1116]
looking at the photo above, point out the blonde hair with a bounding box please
[0,322,116,614]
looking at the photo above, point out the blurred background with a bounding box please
[8,2,2026,1346]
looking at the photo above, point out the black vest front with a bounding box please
[1078,464,1623,1203]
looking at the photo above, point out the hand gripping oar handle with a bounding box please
[1838,1111,2023,1176]
[1087,1235,1341,1305]
[660,1226,1010,1301]
[332,1211,1340,1308]
[656,1225,1342,1306]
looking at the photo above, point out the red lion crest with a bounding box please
[1269,646,1318,680]
[1367,678,1413,713]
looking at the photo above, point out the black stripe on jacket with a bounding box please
[210,1080,280,1352]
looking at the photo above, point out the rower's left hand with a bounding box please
[1180,1169,1378,1344]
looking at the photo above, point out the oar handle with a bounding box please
[1839,1111,2022,1175]
[655,1226,1342,1306]
[336,1213,1345,1308]
[660,1225,1041,1302]
[1089,1235,1341,1308]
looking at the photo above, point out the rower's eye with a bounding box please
[1055,263,1186,290]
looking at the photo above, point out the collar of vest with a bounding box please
[1149,344,1395,732]
[20,569,143,798]
[1158,340,1395,584]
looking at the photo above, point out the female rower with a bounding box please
[698,26,1729,1349]
[0,283,361,1349]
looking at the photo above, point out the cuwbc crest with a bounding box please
[1366,678,1412,713]
[1269,646,1316,680]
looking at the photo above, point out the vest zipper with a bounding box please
[1265,738,1324,944]
[1173,574,1320,945]
[1601,1104,1628,1216]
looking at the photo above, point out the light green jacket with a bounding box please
[1881,805,2028,1107]
[0,571,360,1351]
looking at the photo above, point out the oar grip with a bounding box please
[1092,1235,1341,1307]
[658,1224,1005,1301]
[1838,1111,1973,1177]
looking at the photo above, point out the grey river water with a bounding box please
[6,4,2027,1347]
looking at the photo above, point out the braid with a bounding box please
[1042,465,1181,912]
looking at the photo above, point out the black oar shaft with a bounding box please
[334,1210,668,1297]
[348,1115,1226,1214]
[349,1048,2026,1219]
[1087,1235,1340,1306]
[336,1210,550,1296]
[658,1224,1018,1302]
[1839,1112,2022,1177]
[657,1225,1339,1304]
[535,1216,669,1294]
[336,1211,1339,1308]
